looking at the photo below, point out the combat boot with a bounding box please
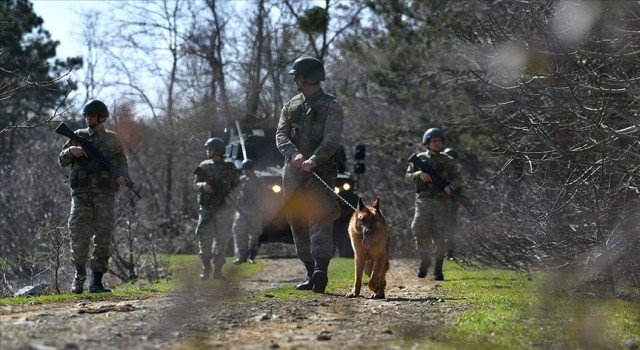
[213,264,227,281]
[89,271,112,293]
[200,259,212,280]
[295,261,315,290]
[311,258,330,294]
[434,256,445,281]
[232,252,247,265]
[446,250,455,261]
[247,248,258,264]
[70,264,86,294]
[417,256,430,278]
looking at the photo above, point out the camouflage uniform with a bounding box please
[58,127,127,275]
[193,158,240,276]
[232,172,266,262]
[405,149,460,278]
[276,89,343,278]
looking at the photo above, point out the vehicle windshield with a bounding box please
[245,139,283,170]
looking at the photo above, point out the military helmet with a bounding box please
[422,128,445,145]
[443,148,459,159]
[204,138,226,154]
[288,56,325,81]
[241,159,255,170]
[82,99,109,119]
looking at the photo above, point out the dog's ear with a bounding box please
[357,197,365,211]
[372,197,380,210]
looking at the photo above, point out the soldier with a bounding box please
[405,128,461,281]
[58,99,128,294]
[276,56,343,293]
[443,147,461,261]
[232,159,266,264]
[193,137,240,280]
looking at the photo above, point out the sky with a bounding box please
[31,0,107,60]
[31,0,110,108]
[29,0,252,112]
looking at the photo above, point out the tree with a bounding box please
[0,0,81,151]
[455,0,640,290]
[182,0,232,129]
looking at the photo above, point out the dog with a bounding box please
[346,197,390,299]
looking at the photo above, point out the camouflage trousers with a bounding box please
[411,195,454,259]
[283,163,340,262]
[195,205,234,265]
[67,192,115,273]
[232,211,262,258]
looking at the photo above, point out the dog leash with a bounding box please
[312,171,357,212]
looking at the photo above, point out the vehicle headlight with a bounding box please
[272,184,282,193]
[335,182,352,193]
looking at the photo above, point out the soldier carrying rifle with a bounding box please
[192,137,240,280]
[57,99,131,294]
[405,127,462,281]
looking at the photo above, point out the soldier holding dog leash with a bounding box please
[276,56,343,294]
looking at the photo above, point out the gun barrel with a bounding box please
[54,123,77,139]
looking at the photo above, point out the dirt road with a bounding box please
[1,258,462,349]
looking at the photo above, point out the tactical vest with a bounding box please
[414,152,453,196]
[284,92,337,165]
[68,129,120,194]
[196,160,238,207]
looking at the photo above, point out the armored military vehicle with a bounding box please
[222,126,365,257]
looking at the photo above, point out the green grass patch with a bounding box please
[254,257,355,299]
[428,264,640,350]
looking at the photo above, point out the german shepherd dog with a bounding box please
[346,197,390,299]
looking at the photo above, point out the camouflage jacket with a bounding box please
[58,127,128,195]
[405,150,461,197]
[193,159,240,207]
[275,89,343,169]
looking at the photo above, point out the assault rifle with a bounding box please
[55,122,142,199]
[192,167,248,217]
[407,153,474,215]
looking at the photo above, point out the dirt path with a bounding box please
[1,258,463,350]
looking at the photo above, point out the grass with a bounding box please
[422,264,640,350]
[2,256,638,349]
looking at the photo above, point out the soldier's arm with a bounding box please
[113,134,129,176]
[230,165,241,190]
[276,105,300,161]
[193,170,207,192]
[309,99,343,165]
[405,162,423,184]
[58,139,77,167]
[447,159,461,190]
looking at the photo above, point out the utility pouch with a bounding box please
[70,169,90,189]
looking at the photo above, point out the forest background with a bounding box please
[0,0,638,296]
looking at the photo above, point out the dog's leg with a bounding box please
[346,257,366,298]
[377,254,390,299]
[369,255,388,299]
[364,260,373,277]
